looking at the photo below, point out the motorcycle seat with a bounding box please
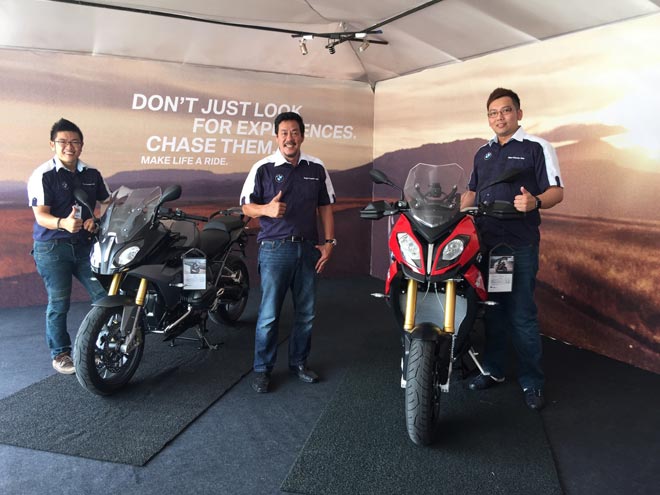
[199,228,231,257]
[203,217,244,233]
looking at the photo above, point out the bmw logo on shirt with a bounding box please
[275,173,285,183]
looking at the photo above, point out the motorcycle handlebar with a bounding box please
[159,207,209,223]
[209,206,244,219]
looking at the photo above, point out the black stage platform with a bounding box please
[0,277,658,495]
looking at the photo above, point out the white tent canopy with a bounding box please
[2,0,660,86]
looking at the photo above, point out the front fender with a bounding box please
[92,294,134,308]
[409,321,443,341]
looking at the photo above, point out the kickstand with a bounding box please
[195,326,222,350]
[467,347,487,376]
[169,324,223,350]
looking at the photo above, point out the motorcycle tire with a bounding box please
[209,255,249,325]
[73,305,145,396]
[405,339,441,445]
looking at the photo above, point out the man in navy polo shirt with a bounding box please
[461,88,564,410]
[240,112,336,393]
[27,118,111,375]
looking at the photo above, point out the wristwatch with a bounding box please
[325,238,337,246]
[534,196,542,210]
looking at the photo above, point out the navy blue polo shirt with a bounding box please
[468,127,563,247]
[27,157,111,242]
[240,149,336,243]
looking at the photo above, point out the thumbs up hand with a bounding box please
[59,206,84,233]
[514,186,536,212]
[266,190,287,218]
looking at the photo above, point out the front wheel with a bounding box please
[209,255,249,325]
[73,306,145,396]
[405,339,441,445]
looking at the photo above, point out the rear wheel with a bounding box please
[209,255,249,324]
[73,306,145,396]
[405,339,441,445]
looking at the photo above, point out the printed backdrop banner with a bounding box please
[0,49,375,308]
[371,14,660,373]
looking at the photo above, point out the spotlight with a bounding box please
[299,39,308,55]
[358,40,370,52]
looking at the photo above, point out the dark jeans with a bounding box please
[253,240,320,373]
[482,245,544,391]
[33,240,106,359]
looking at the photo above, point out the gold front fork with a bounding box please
[403,278,417,331]
[403,278,456,334]
[135,278,148,306]
[108,273,123,296]
[107,273,147,307]
[443,279,456,334]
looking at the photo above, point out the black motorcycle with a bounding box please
[72,185,250,395]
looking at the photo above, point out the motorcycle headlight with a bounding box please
[441,238,465,261]
[90,243,102,269]
[396,232,422,270]
[115,245,141,267]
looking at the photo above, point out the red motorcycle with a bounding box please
[361,162,521,445]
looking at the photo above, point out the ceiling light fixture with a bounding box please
[299,39,308,55]
[45,0,445,57]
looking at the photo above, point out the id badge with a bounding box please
[73,204,82,219]
[487,254,514,292]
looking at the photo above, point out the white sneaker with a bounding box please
[52,352,75,374]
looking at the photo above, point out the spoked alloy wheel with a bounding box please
[405,339,441,445]
[73,306,145,396]
[209,255,249,325]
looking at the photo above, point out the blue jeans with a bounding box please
[33,240,106,359]
[482,245,544,391]
[254,240,321,373]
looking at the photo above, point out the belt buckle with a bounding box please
[290,235,304,243]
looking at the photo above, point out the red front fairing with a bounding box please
[388,215,422,272]
[430,216,480,276]
[386,213,484,296]
[385,260,399,294]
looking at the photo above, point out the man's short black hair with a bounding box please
[487,88,521,110]
[274,112,305,136]
[50,118,84,142]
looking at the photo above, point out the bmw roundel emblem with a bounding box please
[484,152,493,160]
[275,173,284,183]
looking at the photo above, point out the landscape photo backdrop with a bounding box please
[1,14,658,373]
[372,14,660,373]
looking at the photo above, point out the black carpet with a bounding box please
[0,317,263,466]
[281,349,562,495]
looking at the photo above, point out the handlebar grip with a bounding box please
[185,213,209,222]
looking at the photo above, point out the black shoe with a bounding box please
[289,364,319,384]
[251,372,271,393]
[524,388,545,410]
[468,373,504,390]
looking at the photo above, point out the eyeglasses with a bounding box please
[53,139,82,147]
[487,106,515,119]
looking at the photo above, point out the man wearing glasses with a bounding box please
[461,88,564,410]
[27,118,111,374]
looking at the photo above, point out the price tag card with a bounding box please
[487,254,514,292]
[182,257,207,290]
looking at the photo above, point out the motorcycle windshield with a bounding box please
[98,186,162,243]
[403,163,467,228]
